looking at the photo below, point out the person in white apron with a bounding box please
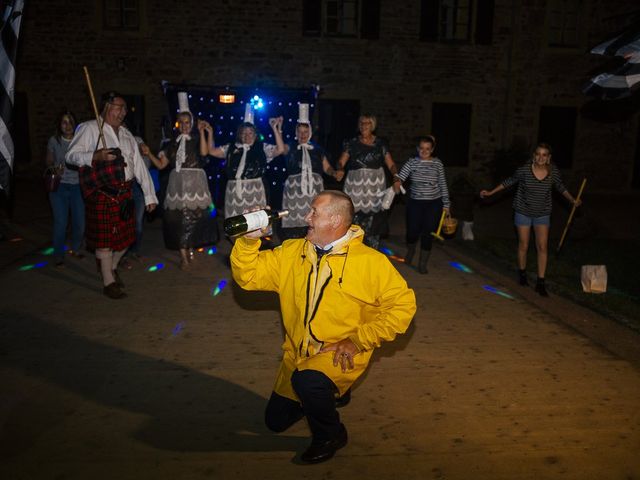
[280,104,339,240]
[335,115,398,249]
[199,106,285,222]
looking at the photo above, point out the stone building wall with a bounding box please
[14,0,639,193]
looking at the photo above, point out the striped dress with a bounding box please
[396,157,450,207]
[502,164,567,218]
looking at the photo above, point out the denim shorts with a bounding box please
[514,212,550,227]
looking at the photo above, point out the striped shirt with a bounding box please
[502,164,567,217]
[397,157,450,207]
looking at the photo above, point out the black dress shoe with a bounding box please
[300,425,348,464]
[335,388,351,408]
[112,269,125,288]
[103,282,126,299]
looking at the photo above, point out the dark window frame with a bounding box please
[546,0,583,48]
[420,0,494,45]
[103,0,140,31]
[302,0,379,39]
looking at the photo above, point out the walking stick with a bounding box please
[82,66,107,149]
[556,178,587,253]
[431,210,447,242]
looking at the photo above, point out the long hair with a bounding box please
[55,111,77,144]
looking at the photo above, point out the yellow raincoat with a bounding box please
[231,225,416,401]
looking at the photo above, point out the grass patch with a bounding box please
[451,235,640,333]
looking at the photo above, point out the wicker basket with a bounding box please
[442,216,458,236]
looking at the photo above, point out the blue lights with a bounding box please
[251,95,265,110]
[483,285,515,300]
[449,261,474,273]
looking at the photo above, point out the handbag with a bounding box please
[43,166,62,192]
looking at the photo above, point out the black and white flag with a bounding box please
[0,0,25,195]
[584,19,640,100]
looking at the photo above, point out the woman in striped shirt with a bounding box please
[393,135,450,274]
[480,143,581,296]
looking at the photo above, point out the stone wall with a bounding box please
[14,0,640,192]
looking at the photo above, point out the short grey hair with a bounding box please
[318,190,354,227]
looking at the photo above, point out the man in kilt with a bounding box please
[67,92,157,299]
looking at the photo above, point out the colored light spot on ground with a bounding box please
[9,237,23,242]
[148,263,164,272]
[483,285,515,300]
[171,322,185,336]
[389,255,405,263]
[41,247,55,255]
[18,262,47,271]
[207,246,217,255]
[449,261,474,273]
[212,279,228,297]
[380,247,394,256]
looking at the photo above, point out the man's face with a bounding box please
[104,97,128,127]
[305,195,338,247]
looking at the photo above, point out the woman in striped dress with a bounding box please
[480,143,581,296]
[393,135,450,274]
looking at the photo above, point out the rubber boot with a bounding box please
[535,277,548,297]
[418,249,431,274]
[404,243,417,266]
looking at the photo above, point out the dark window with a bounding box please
[547,0,582,48]
[475,0,494,45]
[440,0,472,42]
[302,0,379,39]
[325,0,358,36]
[317,98,360,171]
[420,0,440,41]
[537,106,577,169]
[122,94,145,139]
[431,102,471,167]
[360,0,380,39]
[303,0,322,36]
[104,0,140,31]
[421,0,493,44]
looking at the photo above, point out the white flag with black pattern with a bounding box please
[0,0,25,194]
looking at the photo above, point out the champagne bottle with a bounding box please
[224,209,289,237]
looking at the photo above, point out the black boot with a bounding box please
[404,243,417,266]
[535,277,548,297]
[518,269,528,286]
[418,249,431,274]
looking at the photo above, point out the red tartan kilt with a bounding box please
[86,188,135,251]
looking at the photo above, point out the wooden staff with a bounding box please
[82,66,107,149]
[556,178,587,253]
[431,210,447,242]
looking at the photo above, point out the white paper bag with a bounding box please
[581,265,607,294]
[462,221,474,241]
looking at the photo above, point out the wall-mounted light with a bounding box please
[219,94,236,104]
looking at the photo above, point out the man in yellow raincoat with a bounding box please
[231,190,416,464]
